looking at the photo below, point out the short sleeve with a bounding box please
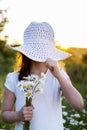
[4,72,18,93]
[60,69,70,79]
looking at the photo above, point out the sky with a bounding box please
[0,0,87,48]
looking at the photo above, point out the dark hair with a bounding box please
[14,53,31,80]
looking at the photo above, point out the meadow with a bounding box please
[0,41,87,130]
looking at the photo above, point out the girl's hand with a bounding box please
[19,105,34,121]
[46,58,61,78]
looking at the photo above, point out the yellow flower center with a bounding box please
[26,92,31,97]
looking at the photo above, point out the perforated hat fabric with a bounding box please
[12,22,71,62]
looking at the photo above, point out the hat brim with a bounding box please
[11,42,71,62]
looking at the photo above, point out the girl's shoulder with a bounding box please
[47,69,69,79]
[5,71,19,93]
[5,71,19,85]
[7,71,19,79]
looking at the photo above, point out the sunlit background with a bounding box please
[0,0,87,48]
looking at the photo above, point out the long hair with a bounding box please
[14,53,31,80]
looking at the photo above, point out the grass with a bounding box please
[62,82,87,130]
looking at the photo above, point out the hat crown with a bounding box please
[24,22,55,45]
[12,21,71,62]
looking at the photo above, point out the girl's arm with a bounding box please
[1,88,34,123]
[46,58,84,111]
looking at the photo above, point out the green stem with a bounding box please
[23,97,32,130]
[31,81,40,97]
[26,97,32,106]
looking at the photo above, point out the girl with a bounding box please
[1,22,84,130]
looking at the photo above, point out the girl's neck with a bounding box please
[30,61,47,76]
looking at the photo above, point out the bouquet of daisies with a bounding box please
[17,73,46,130]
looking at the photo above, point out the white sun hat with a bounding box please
[12,22,71,62]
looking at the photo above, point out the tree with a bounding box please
[0,9,9,34]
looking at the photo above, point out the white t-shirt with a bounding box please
[5,69,69,130]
